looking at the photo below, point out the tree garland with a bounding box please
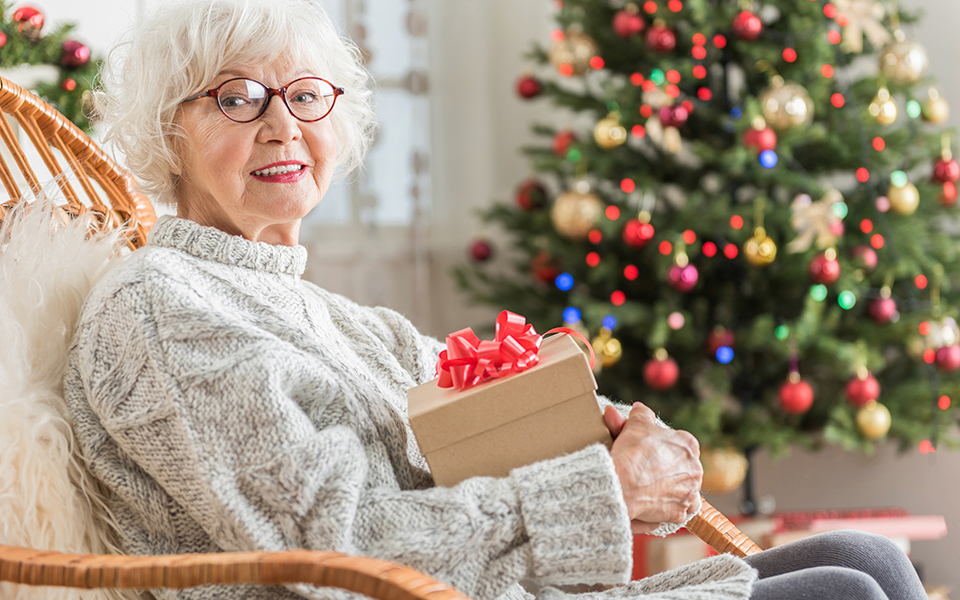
[0,2,98,132]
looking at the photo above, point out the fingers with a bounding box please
[603,405,627,438]
[628,402,656,423]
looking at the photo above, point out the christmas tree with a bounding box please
[455,0,960,473]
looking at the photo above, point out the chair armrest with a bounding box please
[0,545,469,600]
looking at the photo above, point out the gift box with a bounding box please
[408,320,612,487]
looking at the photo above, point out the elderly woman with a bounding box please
[64,1,926,599]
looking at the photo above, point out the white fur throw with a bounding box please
[0,201,140,600]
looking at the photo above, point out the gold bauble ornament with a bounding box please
[700,447,749,494]
[594,113,627,150]
[922,89,950,124]
[744,227,777,267]
[760,76,814,131]
[592,330,623,368]
[879,34,929,85]
[551,183,604,239]
[549,29,598,75]
[868,87,898,126]
[888,181,920,215]
[856,400,892,440]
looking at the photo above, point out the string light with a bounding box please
[692,33,706,45]
[730,106,742,120]
[640,105,654,118]
[919,321,931,335]
[683,229,696,244]
[659,240,673,255]
[924,349,936,363]
[730,215,744,229]
[860,219,873,233]
[693,66,707,79]
[810,285,828,301]
[724,243,738,259]
[667,0,682,12]
[621,178,636,193]
[603,314,618,329]
[558,64,574,77]
[550,30,565,42]
[838,291,856,309]
[611,290,626,306]
[586,252,601,267]
[760,149,778,168]
[632,124,646,138]
[831,93,845,108]
[783,48,797,62]
[668,311,685,329]
[698,87,712,100]
[873,137,885,151]
[563,307,582,324]
[821,64,834,78]
[823,3,838,18]
[827,30,841,44]
[666,70,681,83]
[919,440,936,454]
[775,325,790,340]
[939,395,951,410]
[588,229,603,244]
[555,273,574,291]
[643,1,658,14]
[831,202,848,218]
[665,84,680,98]
[856,168,870,182]
[590,56,605,70]
[916,274,928,289]
[713,34,727,48]
[605,205,620,220]
[630,73,644,86]
[649,69,666,85]
[624,265,639,280]
[702,241,717,257]
[716,346,734,364]
[871,234,884,249]
[906,100,922,118]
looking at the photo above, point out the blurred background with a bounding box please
[15,0,960,592]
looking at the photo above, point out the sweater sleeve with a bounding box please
[72,282,633,600]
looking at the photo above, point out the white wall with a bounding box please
[427,0,960,591]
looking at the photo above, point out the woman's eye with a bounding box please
[291,92,318,104]
[220,96,249,108]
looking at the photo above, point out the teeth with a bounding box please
[252,164,304,177]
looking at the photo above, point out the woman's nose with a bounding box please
[257,95,302,142]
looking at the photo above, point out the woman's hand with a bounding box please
[606,402,702,534]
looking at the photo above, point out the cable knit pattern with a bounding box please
[63,216,754,600]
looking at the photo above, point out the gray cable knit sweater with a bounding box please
[64,216,756,600]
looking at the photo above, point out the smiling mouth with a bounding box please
[251,164,305,177]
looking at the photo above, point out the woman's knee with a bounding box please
[750,566,888,600]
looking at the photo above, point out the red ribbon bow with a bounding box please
[435,310,595,390]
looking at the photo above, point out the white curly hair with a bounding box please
[97,0,376,206]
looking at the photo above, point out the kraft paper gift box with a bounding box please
[407,331,613,487]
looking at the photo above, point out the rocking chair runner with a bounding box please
[0,75,760,598]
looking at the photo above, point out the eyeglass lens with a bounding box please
[218,78,337,122]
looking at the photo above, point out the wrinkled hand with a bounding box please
[604,403,702,534]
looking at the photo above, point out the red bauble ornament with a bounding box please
[61,78,77,92]
[935,345,960,372]
[516,179,548,210]
[779,378,814,415]
[933,157,960,183]
[743,126,777,152]
[940,182,958,207]
[706,327,735,355]
[732,11,763,41]
[851,245,878,270]
[469,239,494,262]
[643,355,679,390]
[667,264,698,292]
[622,218,655,249]
[0,32,7,48]
[553,130,577,156]
[846,372,881,408]
[13,6,43,40]
[613,9,645,39]
[867,297,897,324]
[645,23,676,53]
[809,252,841,285]
[659,105,689,128]
[61,40,91,69]
[516,74,541,99]
[530,251,559,283]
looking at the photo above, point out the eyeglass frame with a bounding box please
[182,76,345,123]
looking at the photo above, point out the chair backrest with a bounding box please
[0,76,155,247]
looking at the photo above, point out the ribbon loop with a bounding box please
[435,310,594,390]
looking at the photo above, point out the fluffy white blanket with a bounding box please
[0,201,141,600]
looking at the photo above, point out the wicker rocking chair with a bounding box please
[0,75,760,599]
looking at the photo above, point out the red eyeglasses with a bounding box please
[183,77,344,123]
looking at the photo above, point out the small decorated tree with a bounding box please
[456,0,960,494]
[0,2,99,131]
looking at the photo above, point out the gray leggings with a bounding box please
[744,530,927,600]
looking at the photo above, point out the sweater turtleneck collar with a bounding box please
[146,215,308,277]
